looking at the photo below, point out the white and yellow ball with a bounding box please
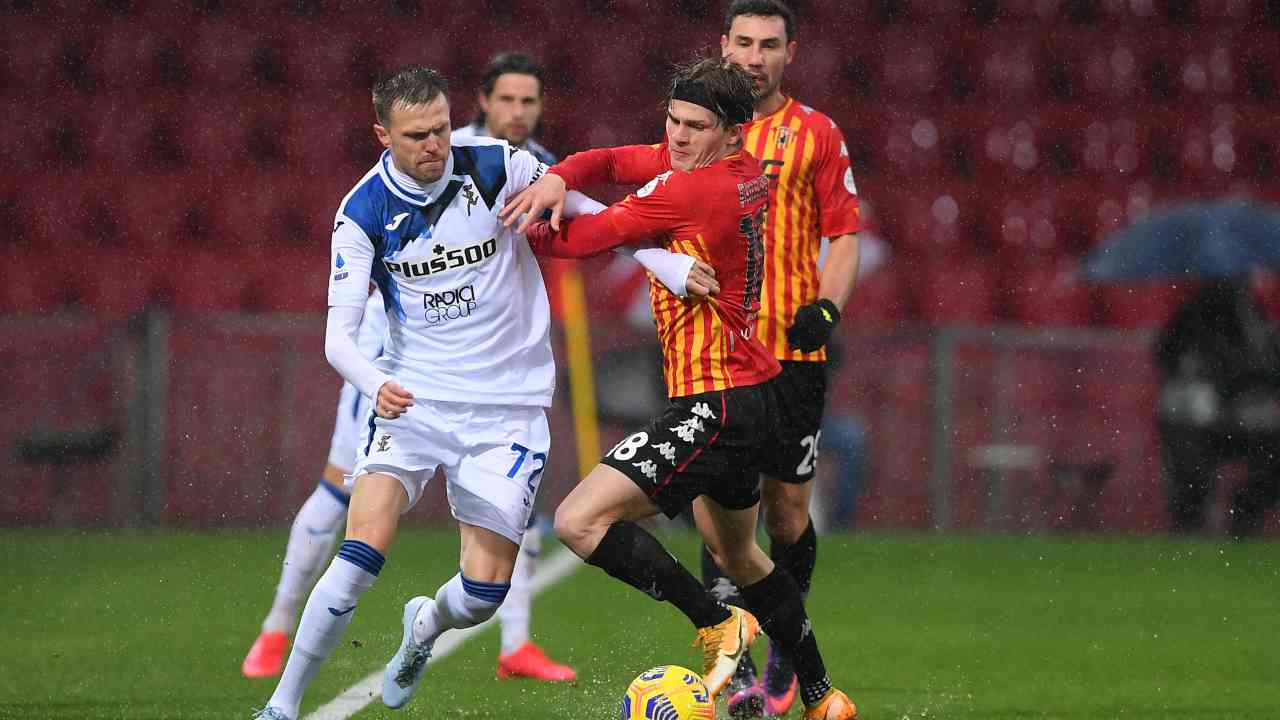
[620,665,715,720]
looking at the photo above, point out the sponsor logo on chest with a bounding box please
[383,238,498,278]
[423,284,479,325]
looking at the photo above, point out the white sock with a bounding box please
[263,483,349,633]
[498,524,540,654]
[412,571,509,645]
[268,541,383,718]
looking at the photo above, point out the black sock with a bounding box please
[700,543,758,681]
[769,517,817,596]
[587,521,731,628]
[739,567,831,708]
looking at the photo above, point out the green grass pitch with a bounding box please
[1,527,1276,719]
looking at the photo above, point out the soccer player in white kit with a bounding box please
[253,65,704,720]
[244,52,581,684]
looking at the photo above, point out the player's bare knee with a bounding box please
[702,540,731,572]
[763,493,810,545]
[764,511,806,545]
[553,503,599,557]
[718,542,771,586]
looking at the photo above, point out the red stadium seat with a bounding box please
[86,92,194,171]
[18,174,128,250]
[0,246,72,311]
[114,172,220,252]
[0,22,73,93]
[879,29,942,100]
[170,93,292,172]
[1003,252,1095,327]
[915,254,998,325]
[1251,272,1280,324]
[988,186,1066,257]
[186,20,264,90]
[91,22,185,90]
[848,263,911,328]
[255,245,331,314]
[977,36,1038,105]
[1236,26,1280,105]
[73,244,167,318]
[281,100,373,179]
[216,165,349,250]
[272,18,367,91]
[1100,282,1196,329]
[162,245,260,313]
[881,182,980,257]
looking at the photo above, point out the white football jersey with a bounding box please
[451,121,558,165]
[327,292,387,470]
[328,137,554,407]
[355,291,387,361]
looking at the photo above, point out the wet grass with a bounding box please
[0,528,1276,719]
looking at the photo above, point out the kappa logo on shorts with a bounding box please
[670,417,705,443]
[376,433,392,452]
[633,459,658,481]
[691,402,716,421]
[652,441,676,462]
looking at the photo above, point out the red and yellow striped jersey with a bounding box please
[544,144,781,398]
[742,98,861,362]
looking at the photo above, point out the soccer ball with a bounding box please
[620,665,715,720]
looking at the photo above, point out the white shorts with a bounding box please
[350,399,550,545]
[327,382,372,472]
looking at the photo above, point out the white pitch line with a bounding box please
[304,549,584,720]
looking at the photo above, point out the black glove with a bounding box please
[786,298,841,352]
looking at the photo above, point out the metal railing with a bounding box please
[3,311,1208,533]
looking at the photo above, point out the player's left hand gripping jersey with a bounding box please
[328,137,555,407]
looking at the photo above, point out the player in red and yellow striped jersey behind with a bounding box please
[705,3,864,719]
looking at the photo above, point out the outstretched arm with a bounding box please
[501,144,669,232]
[525,210,640,258]
[617,247,719,298]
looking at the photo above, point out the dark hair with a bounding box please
[667,57,754,127]
[372,65,449,126]
[474,52,546,131]
[479,52,546,97]
[724,0,797,43]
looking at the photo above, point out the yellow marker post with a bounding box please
[557,265,602,475]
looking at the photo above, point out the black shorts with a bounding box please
[758,361,828,483]
[602,383,779,518]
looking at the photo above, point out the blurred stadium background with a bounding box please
[3,0,1280,536]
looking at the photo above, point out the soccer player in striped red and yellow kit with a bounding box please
[708,3,864,718]
[504,57,856,720]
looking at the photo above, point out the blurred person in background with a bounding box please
[1155,279,1280,537]
[449,49,575,683]
[241,293,385,679]
[710,2,864,715]
[452,52,557,166]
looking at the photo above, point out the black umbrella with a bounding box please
[1081,199,1280,281]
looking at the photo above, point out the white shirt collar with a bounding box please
[378,149,456,207]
